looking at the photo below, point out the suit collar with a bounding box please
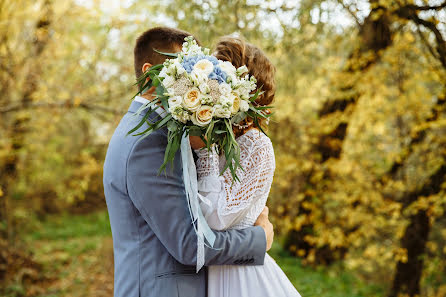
[128,96,168,118]
[128,100,145,114]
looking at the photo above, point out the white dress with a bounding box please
[194,129,302,297]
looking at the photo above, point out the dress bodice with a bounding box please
[194,129,275,231]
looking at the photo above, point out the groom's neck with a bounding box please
[141,87,164,109]
[140,86,156,101]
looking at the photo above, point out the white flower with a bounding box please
[219,61,236,76]
[162,76,175,88]
[218,94,233,107]
[219,61,237,83]
[190,70,208,86]
[233,76,256,100]
[165,62,178,76]
[191,105,214,126]
[182,38,203,56]
[200,95,213,105]
[231,93,241,114]
[168,96,182,108]
[159,67,168,78]
[214,104,231,118]
[236,65,248,76]
[198,81,210,94]
[193,59,214,76]
[169,105,190,123]
[240,99,249,112]
[219,82,232,97]
[183,88,202,112]
[163,88,175,97]
[173,60,186,76]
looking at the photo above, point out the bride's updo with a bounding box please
[214,36,276,137]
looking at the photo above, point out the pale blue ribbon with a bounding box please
[180,134,217,272]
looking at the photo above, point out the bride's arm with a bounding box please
[194,134,274,230]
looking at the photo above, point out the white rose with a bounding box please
[214,104,231,118]
[191,105,214,126]
[183,88,202,112]
[240,99,249,112]
[231,93,241,114]
[168,96,182,108]
[193,59,214,76]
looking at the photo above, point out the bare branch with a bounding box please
[416,26,439,60]
[407,1,446,11]
[337,0,362,27]
[396,4,446,69]
[0,101,123,115]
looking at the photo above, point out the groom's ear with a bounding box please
[142,62,152,82]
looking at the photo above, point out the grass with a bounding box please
[18,210,385,297]
[269,244,384,297]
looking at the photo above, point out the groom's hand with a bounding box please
[255,206,274,252]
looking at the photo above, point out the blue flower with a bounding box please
[209,66,227,84]
[181,55,220,73]
[181,55,226,83]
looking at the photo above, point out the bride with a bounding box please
[190,36,302,297]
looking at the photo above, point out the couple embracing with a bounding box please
[103,26,302,297]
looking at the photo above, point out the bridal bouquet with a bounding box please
[129,36,271,181]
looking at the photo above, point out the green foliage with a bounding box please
[1,0,446,296]
[17,211,385,297]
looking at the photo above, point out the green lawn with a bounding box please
[16,210,384,297]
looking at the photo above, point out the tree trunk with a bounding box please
[389,163,446,297]
[389,210,429,297]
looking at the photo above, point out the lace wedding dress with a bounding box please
[195,128,302,297]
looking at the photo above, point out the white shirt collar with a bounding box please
[135,96,167,118]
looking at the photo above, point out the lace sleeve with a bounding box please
[195,145,220,179]
[194,130,275,230]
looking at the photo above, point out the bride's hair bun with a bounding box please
[214,36,276,107]
[214,36,276,136]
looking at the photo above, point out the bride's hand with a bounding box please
[190,135,206,150]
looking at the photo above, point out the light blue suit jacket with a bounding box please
[103,101,266,297]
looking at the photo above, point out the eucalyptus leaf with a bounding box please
[153,48,179,58]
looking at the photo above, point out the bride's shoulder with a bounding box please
[237,128,273,151]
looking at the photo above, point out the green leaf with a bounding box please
[188,126,203,136]
[127,111,152,135]
[167,120,178,132]
[133,114,172,136]
[231,111,247,124]
[255,105,274,111]
[249,86,264,102]
[153,48,179,58]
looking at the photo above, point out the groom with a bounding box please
[103,27,274,297]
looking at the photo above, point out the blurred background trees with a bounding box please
[0,0,445,296]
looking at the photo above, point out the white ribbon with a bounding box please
[180,134,217,272]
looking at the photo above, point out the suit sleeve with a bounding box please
[126,129,266,267]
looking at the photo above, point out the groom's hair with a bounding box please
[133,27,199,79]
